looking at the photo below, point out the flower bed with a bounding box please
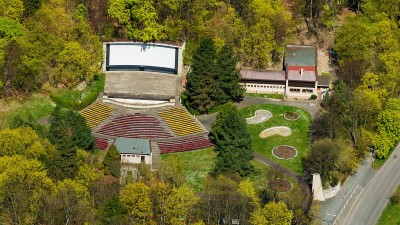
[284,112,300,120]
[272,145,297,159]
[268,178,293,192]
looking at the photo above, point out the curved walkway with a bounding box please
[237,96,321,119]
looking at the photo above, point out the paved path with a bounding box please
[236,96,321,119]
[197,96,322,131]
[344,143,400,225]
[320,154,376,225]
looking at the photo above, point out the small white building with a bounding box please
[114,137,152,165]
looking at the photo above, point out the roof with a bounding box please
[317,76,330,86]
[115,137,151,155]
[241,69,285,81]
[285,45,316,67]
[287,70,316,81]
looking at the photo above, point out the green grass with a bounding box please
[239,104,311,174]
[245,93,284,100]
[161,147,216,191]
[50,73,105,110]
[377,186,400,225]
[0,94,55,129]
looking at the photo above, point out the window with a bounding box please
[302,89,313,93]
[290,88,301,93]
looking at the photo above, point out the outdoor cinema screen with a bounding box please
[106,43,178,74]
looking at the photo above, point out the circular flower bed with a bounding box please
[268,178,293,192]
[284,112,300,120]
[272,145,297,159]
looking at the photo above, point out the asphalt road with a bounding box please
[344,143,400,225]
[320,154,376,225]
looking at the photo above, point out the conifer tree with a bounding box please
[215,45,245,103]
[211,105,254,177]
[185,38,220,114]
[103,145,121,178]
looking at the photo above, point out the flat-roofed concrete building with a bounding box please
[102,42,184,107]
[240,45,325,99]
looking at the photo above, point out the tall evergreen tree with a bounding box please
[185,38,220,114]
[215,45,245,103]
[211,105,254,177]
[103,145,121,178]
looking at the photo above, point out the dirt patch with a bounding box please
[284,112,300,120]
[259,126,292,138]
[272,145,297,159]
[268,178,293,192]
[246,110,272,124]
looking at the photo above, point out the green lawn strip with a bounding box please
[377,186,400,225]
[245,93,284,99]
[239,104,311,174]
[50,73,105,110]
[0,95,54,128]
[161,147,216,191]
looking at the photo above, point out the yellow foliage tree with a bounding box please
[120,182,156,225]
[251,201,292,225]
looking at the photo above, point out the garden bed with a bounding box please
[272,145,297,159]
[246,110,272,124]
[284,112,300,120]
[268,178,293,192]
[259,126,292,138]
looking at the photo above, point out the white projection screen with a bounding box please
[106,43,178,74]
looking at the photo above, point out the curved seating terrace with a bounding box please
[158,107,203,136]
[80,103,114,129]
[259,126,292,138]
[246,110,273,124]
[96,113,173,139]
[157,135,213,154]
[95,137,110,150]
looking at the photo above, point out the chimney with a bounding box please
[300,68,304,77]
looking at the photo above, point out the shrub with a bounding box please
[309,94,318,100]
[390,191,400,204]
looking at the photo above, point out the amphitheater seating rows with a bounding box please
[96,114,173,139]
[80,103,114,129]
[95,138,110,150]
[158,107,203,136]
[157,135,213,154]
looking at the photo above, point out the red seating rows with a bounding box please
[95,138,109,150]
[158,136,213,154]
[97,114,173,139]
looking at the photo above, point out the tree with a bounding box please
[211,104,254,177]
[200,175,254,224]
[164,184,199,225]
[215,45,245,103]
[41,179,95,224]
[120,182,155,225]
[0,0,25,21]
[0,155,54,224]
[184,38,220,114]
[103,144,121,178]
[52,41,95,87]
[250,201,292,225]
[108,0,164,41]
[48,107,95,152]
[0,127,55,158]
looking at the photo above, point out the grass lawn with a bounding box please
[161,147,216,191]
[245,93,284,100]
[50,73,105,110]
[377,186,400,225]
[240,104,311,174]
[0,94,54,129]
